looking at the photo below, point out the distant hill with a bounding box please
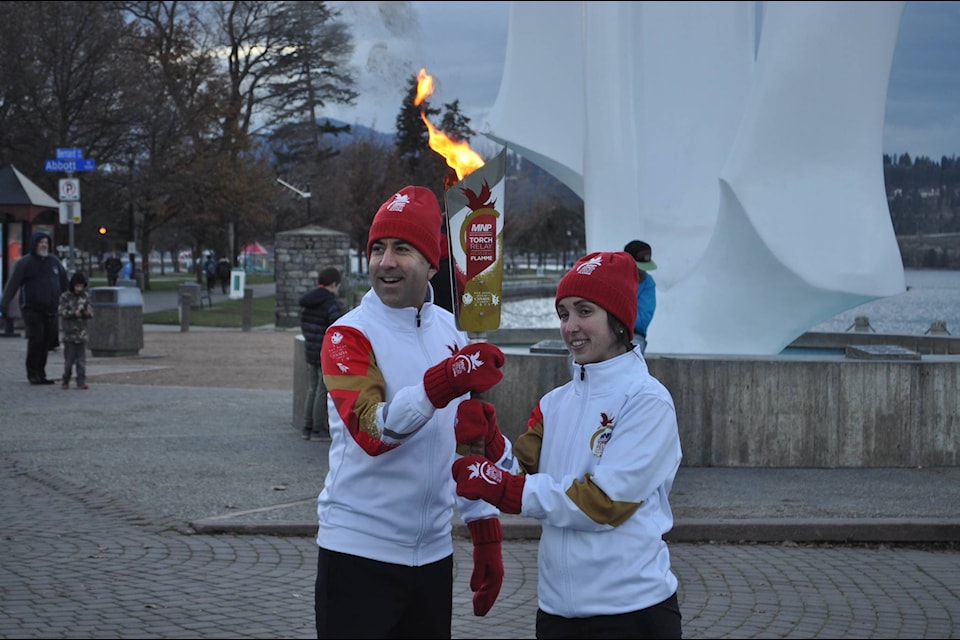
[319,119,394,147]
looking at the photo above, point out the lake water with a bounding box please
[500,269,960,336]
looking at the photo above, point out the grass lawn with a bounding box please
[142,295,276,328]
[87,272,275,291]
[86,272,279,328]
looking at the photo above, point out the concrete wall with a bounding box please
[293,335,308,430]
[647,355,960,468]
[292,331,960,468]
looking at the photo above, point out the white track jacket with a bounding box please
[317,288,498,565]
[514,347,682,617]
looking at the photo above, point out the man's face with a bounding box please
[368,238,437,309]
[36,237,49,257]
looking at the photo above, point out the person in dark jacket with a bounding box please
[103,253,123,286]
[203,254,217,293]
[0,230,69,384]
[216,258,231,294]
[299,266,346,440]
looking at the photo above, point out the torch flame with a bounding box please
[416,68,485,182]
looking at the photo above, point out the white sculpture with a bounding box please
[482,1,907,355]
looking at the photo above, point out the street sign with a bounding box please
[59,201,81,224]
[56,148,84,160]
[59,178,80,201]
[44,158,96,172]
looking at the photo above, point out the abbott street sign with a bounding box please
[44,158,96,172]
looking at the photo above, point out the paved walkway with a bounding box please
[0,283,958,638]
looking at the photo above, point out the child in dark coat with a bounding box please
[58,271,94,390]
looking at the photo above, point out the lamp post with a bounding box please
[277,178,312,223]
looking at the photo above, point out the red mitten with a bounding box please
[452,456,524,514]
[466,518,504,616]
[455,399,506,461]
[423,343,505,408]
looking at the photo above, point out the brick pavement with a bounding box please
[1,284,959,638]
[2,456,958,639]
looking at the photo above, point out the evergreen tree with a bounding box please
[439,99,475,143]
[394,73,439,172]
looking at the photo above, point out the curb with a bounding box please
[191,516,960,543]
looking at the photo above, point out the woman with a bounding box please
[452,250,683,639]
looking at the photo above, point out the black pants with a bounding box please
[536,592,682,639]
[315,547,452,639]
[22,310,58,382]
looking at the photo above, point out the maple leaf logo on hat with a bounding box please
[387,193,411,212]
[575,254,603,275]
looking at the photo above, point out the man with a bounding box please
[203,254,217,293]
[0,230,69,384]
[216,258,231,294]
[316,185,508,638]
[103,253,122,286]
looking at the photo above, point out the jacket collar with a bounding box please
[363,283,437,330]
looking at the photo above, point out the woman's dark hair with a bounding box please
[69,271,88,289]
[606,314,634,350]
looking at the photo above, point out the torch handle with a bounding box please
[459,330,490,457]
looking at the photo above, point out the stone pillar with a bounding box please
[274,226,352,329]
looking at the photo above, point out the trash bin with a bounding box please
[87,286,144,357]
[179,281,201,311]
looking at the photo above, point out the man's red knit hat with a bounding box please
[367,186,442,269]
[555,251,640,339]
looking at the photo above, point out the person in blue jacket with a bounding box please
[0,230,69,384]
[624,239,657,354]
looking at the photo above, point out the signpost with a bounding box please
[45,148,96,272]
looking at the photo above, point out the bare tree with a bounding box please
[204,0,358,249]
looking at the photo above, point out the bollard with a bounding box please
[241,287,253,332]
[179,288,193,332]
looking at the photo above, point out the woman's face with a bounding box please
[556,296,624,364]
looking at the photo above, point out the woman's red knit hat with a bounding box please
[555,251,640,339]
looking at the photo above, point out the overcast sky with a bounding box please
[326,1,960,161]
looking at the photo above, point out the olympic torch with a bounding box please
[415,68,507,339]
